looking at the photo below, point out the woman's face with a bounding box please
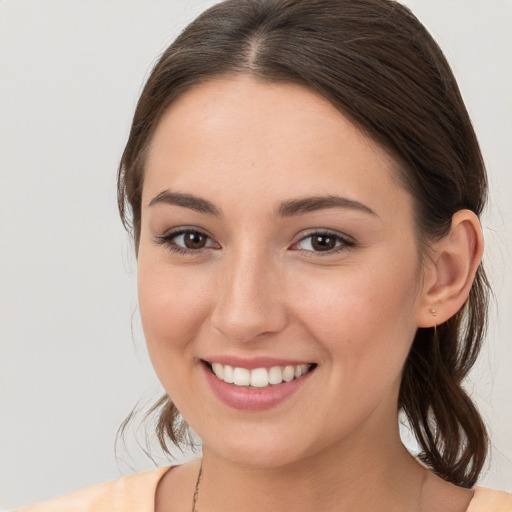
[138,76,426,467]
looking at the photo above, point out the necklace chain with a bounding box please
[191,461,426,512]
[192,462,203,512]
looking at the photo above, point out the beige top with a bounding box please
[14,466,512,512]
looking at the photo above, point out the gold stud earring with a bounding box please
[430,307,438,336]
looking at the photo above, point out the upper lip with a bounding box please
[201,356,315,370]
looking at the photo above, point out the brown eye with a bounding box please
[293,231,353,254]
[156,228,219,254]
[183,231,208,249]
[310,235,337,251]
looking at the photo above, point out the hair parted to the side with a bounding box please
[117,0,490,487]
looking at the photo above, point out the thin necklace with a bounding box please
[191,462,427,512]
[192,462,203,512]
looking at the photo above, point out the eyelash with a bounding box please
[155,228,217,255]
[155,228,355,256]
[291,230,355,257]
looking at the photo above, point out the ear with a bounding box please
[416,210,484,328]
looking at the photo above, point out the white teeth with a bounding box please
[212,362,224,379]
[223,365,234,384]
[250,368,269,388]
[210,362,312,387]
[282,365,295,382]
[268,366,283,385]
[233,367,250,386]
[294,365,309,378]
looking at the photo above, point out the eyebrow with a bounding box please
[276,195,377,217]
[149,191,221,215]
[148,190,377,218]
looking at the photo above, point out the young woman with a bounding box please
[16,0,512,511]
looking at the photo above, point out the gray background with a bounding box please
[1,0,511,509]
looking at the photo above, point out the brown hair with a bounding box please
[117,0,490,487]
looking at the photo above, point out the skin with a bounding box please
[137,76,482,512]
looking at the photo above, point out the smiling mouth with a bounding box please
[203,361,317,388]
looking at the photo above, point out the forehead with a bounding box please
[143,76,412,221]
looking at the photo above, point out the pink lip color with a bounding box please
[201,361,314,411]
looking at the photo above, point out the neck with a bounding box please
[197,419,426,512]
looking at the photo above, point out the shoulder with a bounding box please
[14,467,172,512]
[466,487,512,512]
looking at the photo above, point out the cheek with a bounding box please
[289,253,420,380]
[137,255,212,376]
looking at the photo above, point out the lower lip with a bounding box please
[201,362,314,411]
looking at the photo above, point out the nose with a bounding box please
[210,249,288,343]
